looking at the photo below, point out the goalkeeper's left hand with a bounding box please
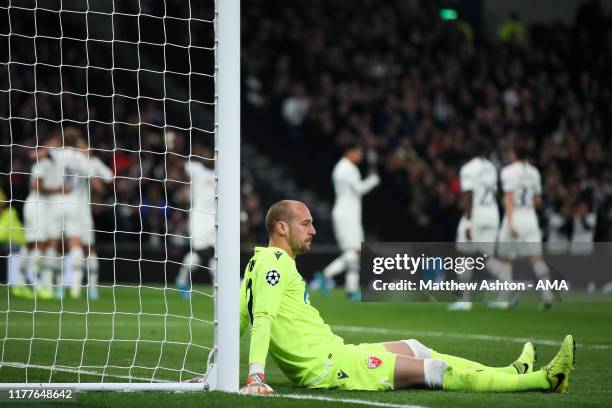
[239,372,274,395]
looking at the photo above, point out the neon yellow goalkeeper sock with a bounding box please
[431,351,517,374]
[442,366,550,392]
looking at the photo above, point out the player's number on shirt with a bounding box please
[517,187,530,207]
[479,184,496,206]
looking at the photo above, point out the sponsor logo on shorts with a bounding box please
[367,356,382,369]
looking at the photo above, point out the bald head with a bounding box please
[265,200,304,236]
[265,200,316,257]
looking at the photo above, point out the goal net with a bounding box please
[0,0,239,391]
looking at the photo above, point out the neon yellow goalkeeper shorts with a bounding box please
[308,343,396,391]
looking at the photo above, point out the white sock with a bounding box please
[32,248,45,279]
[487,261,513,301]
[55,271,64,290]
[29,248,45,290]
[41,268,53,292]
[62,254,72,287]
[177,251,201,285]
[402,339,433,359]
[424,358,448,389]
[486,258,511,280]
[25,247,51,291]
[44,247,61,290]
[533,260,553,302]
[344,251,360,293]
[16,247,29,286]
[87,252,100,288]
[70,247,85,296]
[345,270,360,293]
[456,266,473,302]
[323,256,346,278]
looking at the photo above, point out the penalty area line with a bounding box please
[332,325,612,350]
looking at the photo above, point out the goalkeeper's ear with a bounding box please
[275,220,290,237]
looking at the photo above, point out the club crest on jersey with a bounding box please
[367,356,382,369]
[265,270,280,286]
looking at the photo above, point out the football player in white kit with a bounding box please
[449,139,506,311]
[14,134,65,299]
[46,128,113,300]
[175,143,216,299]
[495,146,553,310]
[314,141,379,300]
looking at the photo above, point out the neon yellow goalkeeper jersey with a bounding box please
[240,246,345,385]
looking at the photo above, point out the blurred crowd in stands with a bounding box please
[2,0,612,254]
[243,0,612,245]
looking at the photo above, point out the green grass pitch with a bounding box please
[1,285,611,407]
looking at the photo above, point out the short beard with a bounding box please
[287,234,307,256]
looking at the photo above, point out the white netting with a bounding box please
[0,0,219,386]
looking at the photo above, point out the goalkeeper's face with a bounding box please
[286,204,316,255]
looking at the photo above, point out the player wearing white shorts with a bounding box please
[15,134,65,299]
[495,146,553,309]
[46,128,113,300]
[314,141,379,300]
[449,141,505,311]
[176,144,216,299]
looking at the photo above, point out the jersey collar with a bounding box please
[254,246,294,262]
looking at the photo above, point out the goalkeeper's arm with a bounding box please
[240,257,286,394]
[240,313,275,394]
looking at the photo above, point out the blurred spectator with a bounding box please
[570,198,597,255]
[498,12,526,43]
[282,83,310,127]
[546,202,572,254]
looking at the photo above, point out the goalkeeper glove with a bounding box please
[239,365,274,395]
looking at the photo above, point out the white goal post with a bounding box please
[0,0,239,392]
[214,0,240,393]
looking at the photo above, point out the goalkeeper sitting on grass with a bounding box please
[239,200,575,394]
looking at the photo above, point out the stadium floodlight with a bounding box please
[0,0,239,392]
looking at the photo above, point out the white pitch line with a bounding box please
[332,325,612,350]
[0,363,426,408]
[4,319,612,350]
[270,393,426,408]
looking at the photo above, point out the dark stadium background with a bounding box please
[1,0,612,283]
